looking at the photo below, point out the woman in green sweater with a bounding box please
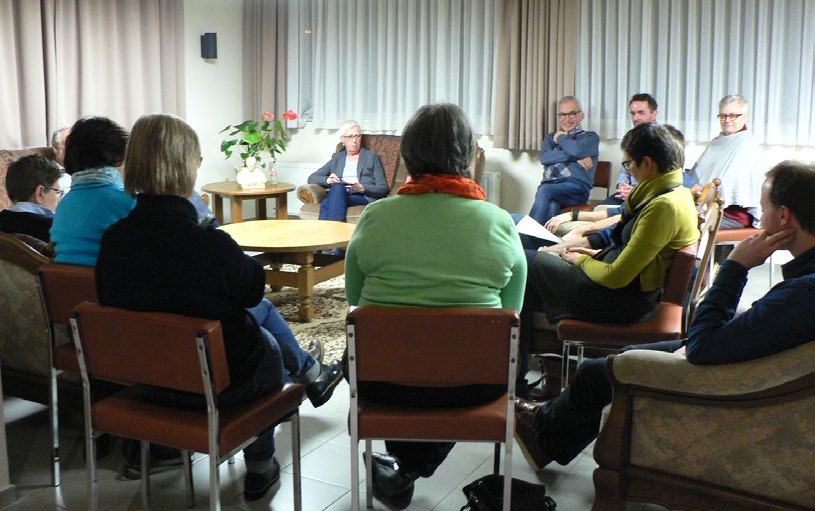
[520,123,699,380]
[345,103,526,509]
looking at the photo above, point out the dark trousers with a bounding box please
[532,340,682,464]
[319,184,369,221]
[358,382,505,477]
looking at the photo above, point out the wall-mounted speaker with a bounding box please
[201,33,217,59]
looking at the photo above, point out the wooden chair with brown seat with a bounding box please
[296,134,403,224]
[346,306,519,511]
[70,302,305,511]
[37,263,99,487]
[556,242,699,388]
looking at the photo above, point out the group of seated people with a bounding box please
[2,95,813,510]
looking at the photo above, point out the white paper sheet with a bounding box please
[515,215,562,244]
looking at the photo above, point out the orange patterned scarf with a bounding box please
[396,174,487,200]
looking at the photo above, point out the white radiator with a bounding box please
[274,161,323,216]
[481,171,501,205]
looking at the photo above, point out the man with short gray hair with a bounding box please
[530,96,600,225]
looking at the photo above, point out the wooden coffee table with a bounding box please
[219,220,356,322]
[202,181,295,223]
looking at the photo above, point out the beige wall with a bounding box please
[182,1,815,217]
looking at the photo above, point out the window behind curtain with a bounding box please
[576,0,815,146]
[288,0,499,134]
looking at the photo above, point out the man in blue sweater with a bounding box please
[515,160,815,469]
[529,96,600,225]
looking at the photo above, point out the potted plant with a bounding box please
[220,110,298,187]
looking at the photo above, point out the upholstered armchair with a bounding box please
[0,233,82,409]
[593,342,815,511]
[296,135,404,224]
[1,147,57,211]
[296,136,486,224]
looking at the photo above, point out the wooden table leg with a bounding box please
[231,198,244,223]
[276,194,288,219]
[256,198,267,220]
[296,261,316,322]
[212,195,224,224]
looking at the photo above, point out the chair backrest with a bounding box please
[686,200,724,329]
[0,232,52,377]
[661,243,698,306]
[0,231,50,273]
[595,160,612,196]
[346,306,519,387]
[71,302,230,394]
[335,134,403,194]
[39,263,98,325]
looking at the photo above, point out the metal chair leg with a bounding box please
[291,412,302,511]
[141,440,151,510]
[49,366,60,487]
[182,450,194,508]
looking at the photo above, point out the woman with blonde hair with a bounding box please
[96,114,298,500]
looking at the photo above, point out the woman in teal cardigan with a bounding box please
[344,103,526,510]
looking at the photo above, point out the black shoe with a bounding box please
[366,452,418,510]
[244,458,281,501]
[121,440,184,480]
[514,410,553,471]
[305,360,343,408]
[515,397,542,417]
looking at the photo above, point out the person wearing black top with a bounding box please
[0,154,63,241]
[95,114,284,501]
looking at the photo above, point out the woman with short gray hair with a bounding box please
[344,103,526,509]
[306,119,389,221]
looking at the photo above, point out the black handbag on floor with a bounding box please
[461,474,557,510]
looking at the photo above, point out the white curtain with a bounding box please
[0,0,185,149]
[576,0,815,146]
[289,0,499,133]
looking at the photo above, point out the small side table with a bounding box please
[202,181,295,224]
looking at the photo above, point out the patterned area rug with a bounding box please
[265,272,348,364]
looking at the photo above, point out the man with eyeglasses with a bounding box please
[0,154,64,242]
[688,94,764,230]
[530,96,600,226]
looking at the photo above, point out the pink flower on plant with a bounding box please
[263,112,273,120]
[283,110,298,121]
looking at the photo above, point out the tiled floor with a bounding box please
[1,259,777,511]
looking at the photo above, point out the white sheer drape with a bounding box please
[289,0,499,133]
[0,0,185,149]
[576,0,815,145]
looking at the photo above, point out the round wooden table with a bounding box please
[202,181,295,223]
[219,220,356,321]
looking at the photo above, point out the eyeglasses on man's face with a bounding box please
[46,186,65,198]
[717,113,744,121]
[621,160,633,171]
[343,134,362,141]
[557,110,582,119]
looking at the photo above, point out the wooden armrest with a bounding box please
[612,341,815,396]
[297,184,327,204]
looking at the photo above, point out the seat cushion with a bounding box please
[93,383,304,456]
[298,203,366,224]
[358,394,508,441]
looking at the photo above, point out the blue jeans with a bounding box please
[247,298,319,383]
[529,178,590,225]
[319,184,369,221]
